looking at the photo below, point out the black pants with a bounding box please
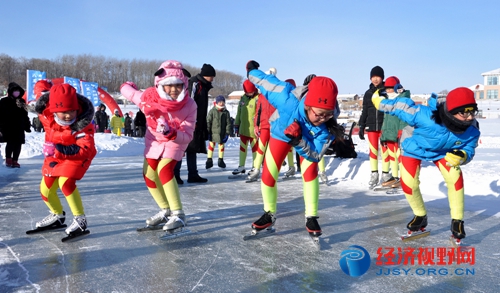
[5,142,22,161]
[174,152,199,178]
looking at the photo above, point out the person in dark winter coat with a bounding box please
[0,82,31,168]
[134,109,146,137]
[205,95,231,169]
[32,116,44,132]
[124,113,133,136]
[94,103,108,132]
[174,63,216,184]
[358,66,389,187]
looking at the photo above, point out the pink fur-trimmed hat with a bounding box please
[154,60,189,88]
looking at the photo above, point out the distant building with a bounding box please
[479,68,500,100]
[228,90,245,100]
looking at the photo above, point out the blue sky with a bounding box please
[1,1,498,94]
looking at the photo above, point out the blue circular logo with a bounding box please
[339,245,371,277]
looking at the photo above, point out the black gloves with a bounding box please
[358,127,365,140]
[246,60,260,76]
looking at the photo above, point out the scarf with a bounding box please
[140,87,188,131]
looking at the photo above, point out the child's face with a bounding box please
[163,84,184,100]
[55,110,77,122]
[306,106,334,126]
[217,101,225,107]
[245,91,255,97]
[386,88,395,93]
[371,76,383,87]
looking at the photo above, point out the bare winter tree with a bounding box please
[0,53,245,96]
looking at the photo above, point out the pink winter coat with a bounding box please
[121,85,197,161]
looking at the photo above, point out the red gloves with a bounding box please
[284,119,302,146]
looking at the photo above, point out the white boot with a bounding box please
[36,211,66,228]
[284,166,296,177]
[146,209,170,226]
[163,210,186,231]
[247,168,260,180]
[65,215,87,235]
[232,166,245,175]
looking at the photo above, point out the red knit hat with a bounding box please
[304,77,338,111]
[384,76,400,88]
[446,87,477,114]
[285,79,296,87]
[49,84,79,113]
[243,80,256,94]
[34,79,53,99]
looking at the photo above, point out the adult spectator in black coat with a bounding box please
[133,109,146,137]
[94,103,108,132]
[0,82,32,168]
[124,113,133,137]
[174,64,216,184]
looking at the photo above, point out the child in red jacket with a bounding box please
[32,83,97,239]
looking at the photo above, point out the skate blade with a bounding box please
[386,188,403,195]
[309,234,321,250]
[228,174,246,179]
[245,179,259,183]
[243,227,276,241]
[61,230,90,242]
[26,224,67,234]
[401,229,431,241]
[449,235,471,248]
[136,225,164,232]
[159,227,191,240]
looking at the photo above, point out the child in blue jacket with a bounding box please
[373,87,480,243]
[246,60,343,238]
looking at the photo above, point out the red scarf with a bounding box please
[140,87,188,130]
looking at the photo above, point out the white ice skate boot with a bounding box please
[319,171,328,184]
[247,168,260,181]
[146,208,171,227]
[381,172,395,186]
[232,166,245,175]
[284,166,295,178]
[65,215,87,235]
[36,211,66,228]
[369,172,379,188]
[163,210,187,231]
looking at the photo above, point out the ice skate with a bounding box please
[368,172,379,189]
[232,166,245,175]
[306,216,322,249]
[246,168,260,182]
[450,219,466,246]
[218,158,226,169]
[284,166,295,178]
[401,215,430,241]
[27,211,67,234]
[159,210,191,240]
[62,215,90,242]
[319,171,328,184]
[244,211,276,240]
[390,178,401,188]
[163,210,187,231]
[205,158,213,169]
[381,173,397,187]
[141,208,170,230]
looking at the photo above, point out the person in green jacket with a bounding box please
[379,76,411,189]
[232,80,258,175]
[206,95,232,169]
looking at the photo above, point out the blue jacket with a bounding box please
[248,69,334,162]
[378,97,480,164]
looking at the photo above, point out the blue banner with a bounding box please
[81,81,100,107]
[26,70,46,102]
[63,76,82,94]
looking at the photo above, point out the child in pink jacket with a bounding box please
[120,60,197,231]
